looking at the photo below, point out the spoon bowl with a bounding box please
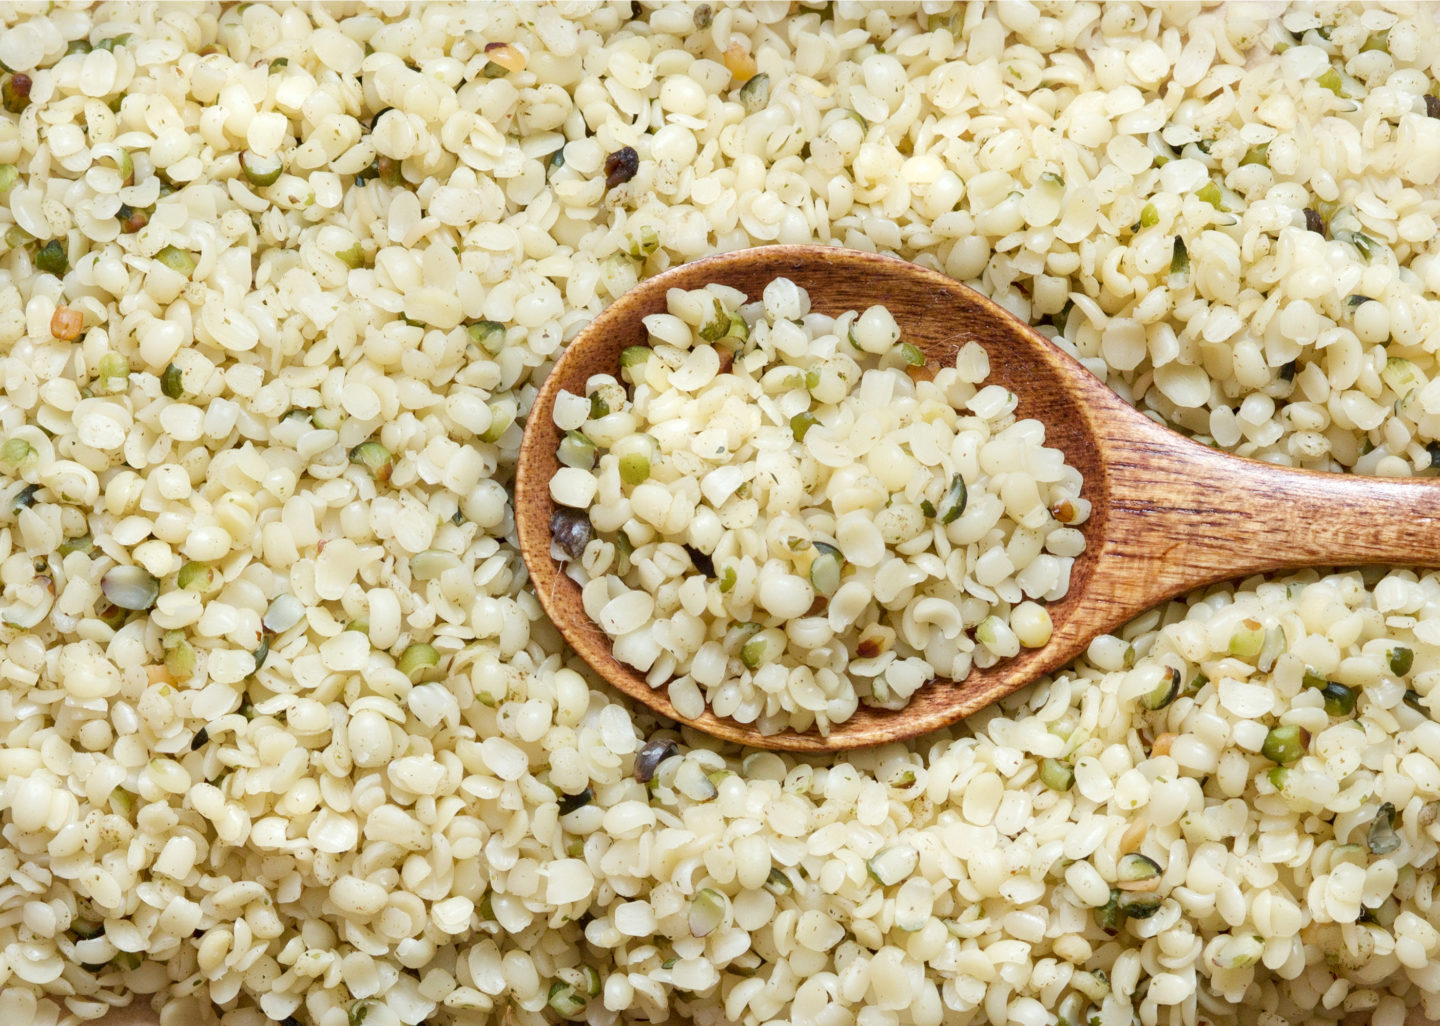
[516,245,1440,752]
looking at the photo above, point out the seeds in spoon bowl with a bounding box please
[550,278,1089,734]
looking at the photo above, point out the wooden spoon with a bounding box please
[515,245,1440,752]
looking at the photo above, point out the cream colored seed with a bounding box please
[1,5,1437,1026]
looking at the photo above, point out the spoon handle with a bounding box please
[1092,398,1440,617]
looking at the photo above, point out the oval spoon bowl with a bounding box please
[516,245,1440,752]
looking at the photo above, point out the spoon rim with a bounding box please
[515,244,1113,752]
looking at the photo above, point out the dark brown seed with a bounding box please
[634,738,678,783]
[2,73,31,114]
[684,544,714,577]
[557,785,594,815]
[603,146,639,190]
[1427,95,1440,119]
[117,204,149,232]
[550,509,592,559]
[1304,207,1325,235]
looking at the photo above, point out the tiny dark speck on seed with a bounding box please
[1303,207,1325,236]
[1427,95,1440,119]
[604,146,639,190]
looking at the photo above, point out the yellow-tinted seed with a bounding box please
[51,306,83,341]
[723,39,756,81]
[1119,819,1148,855]
[484,42,527,72]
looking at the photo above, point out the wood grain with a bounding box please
[515,245,1440,752]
